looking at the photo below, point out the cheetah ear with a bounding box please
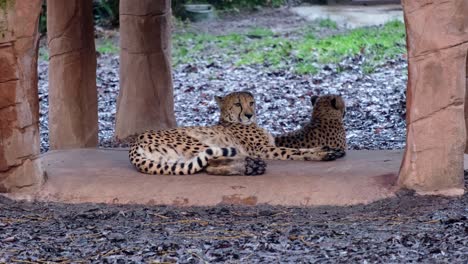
[331,98,339,110]
[215,96,223,105]
[311,95,319,106]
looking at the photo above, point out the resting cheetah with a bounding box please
[129,92,343,176]
[275,94,347,153]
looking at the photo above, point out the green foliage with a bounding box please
[0,0,7,11]
[39,47,49,61]
[93,0,119,27]
[300,20,406,70]
[96,39,119,54]
[38,0,119,33]
[246,27,274,38]
[318,18,337,29]
[172,20,406,75]
[39,2,46,34]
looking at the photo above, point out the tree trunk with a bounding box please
[47,0,98,149]
[0,0,44,192]
[115,0,176,140]
[399,0,468,195]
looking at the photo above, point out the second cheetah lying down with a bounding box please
[275,94,347,154]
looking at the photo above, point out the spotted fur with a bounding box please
[129,92,342,176]
[275,94,347,154]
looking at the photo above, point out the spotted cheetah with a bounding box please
[129,92,343,176]
[274,94,347,154]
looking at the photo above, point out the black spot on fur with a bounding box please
[222,148,229,157]
[197,157,203,167]
[206,148,213,156]
[230,148,237,157]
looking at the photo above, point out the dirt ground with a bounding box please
[0,177,466,263]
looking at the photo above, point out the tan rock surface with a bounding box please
[399,0,467,195]
[115,0,176,140]
[47,0,98,149]
[0,0,44,192]
[30,149,400,206]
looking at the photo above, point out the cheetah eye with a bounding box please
[234,103,241,107]
[249,102,254,106]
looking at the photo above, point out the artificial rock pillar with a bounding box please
[399,0,468,195]
[47,0,98,149]
[0,0,44,192]
[115,0,176,139]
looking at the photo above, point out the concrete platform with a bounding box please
[291,4,403,28]
[9,149,404,206]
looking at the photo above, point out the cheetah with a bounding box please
[129,91,343,176]
[274,94,347,154]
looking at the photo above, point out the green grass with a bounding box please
[318,18,338,29]
[172,20,406,75]
[246,27,275,38]
[96,39,119,54]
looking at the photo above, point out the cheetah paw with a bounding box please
[244,157,267,176]
[320,146,345,161]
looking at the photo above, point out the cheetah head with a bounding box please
[311,94,346,120]
[215,91,257,125]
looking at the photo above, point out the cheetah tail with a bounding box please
[135,147,239,175]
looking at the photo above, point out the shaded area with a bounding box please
[37,9,408,152]
[0,178,466,263]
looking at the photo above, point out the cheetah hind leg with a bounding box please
[205,157,267,176]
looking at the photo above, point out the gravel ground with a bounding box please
[1,177,467,263]
[38,8,407,152]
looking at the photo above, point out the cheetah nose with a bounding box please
[245,114,253,119]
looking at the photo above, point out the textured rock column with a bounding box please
[115,0,176,139]
[47,0,98,149]
[0,0,44,192]
[399,0,468,195]
[465,51,468,153]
